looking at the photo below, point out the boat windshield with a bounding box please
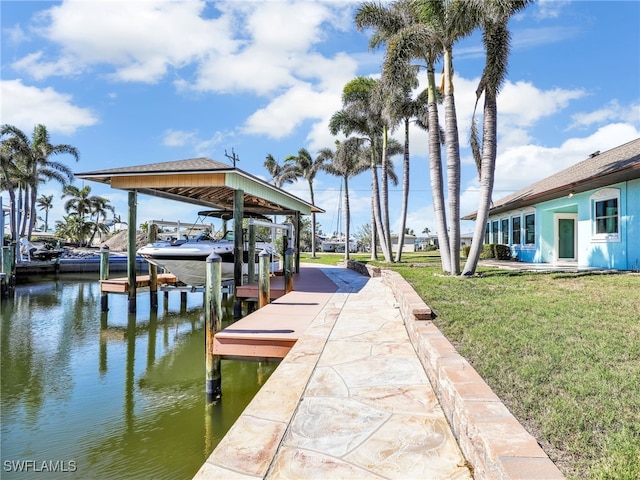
[194,231,214,241]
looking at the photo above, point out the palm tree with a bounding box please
[414,0,481,275]
[55,214,94,246]
[282,148,327,257]
[87,195,115,245]
[0,124,77,240]
[356,0,424,262]
[36,194,54,232]
[462,0,533,275]
[62,184,112,246]
[374,1,449,271]
[329,77,395,262]
[0,145,19,243]
[264,154,291,189]
[318,138,369,261]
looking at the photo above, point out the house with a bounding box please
[462,138,640,271]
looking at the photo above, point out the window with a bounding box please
[512,216,521,245]
[591,188,620,241]
[525,213,535,244]
[501,218,509,244]
[485,223,490,244]
[492,221,499,244]
[595,198,618,234]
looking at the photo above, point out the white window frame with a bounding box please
[523,211,536,247]
[590,188,620,243]
[511,215,522,245]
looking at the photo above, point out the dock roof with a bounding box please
[76,158,323,216]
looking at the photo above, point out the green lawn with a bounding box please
[301,252,640,480]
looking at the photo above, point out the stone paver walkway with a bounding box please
[194,264,564,480]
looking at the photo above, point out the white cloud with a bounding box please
[569,100,640,130]
[17,0,235,83]
[498,80,587,128]
[161,129,230,158]
[0,79,98,135]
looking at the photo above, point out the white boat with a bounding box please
[138,230,279,286]
[321,236,358,253]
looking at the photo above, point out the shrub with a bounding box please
[480,244,495,259]
[461,245,471,257]
[494,244,511,260]
[478,244,511,260]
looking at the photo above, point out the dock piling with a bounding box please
[205,253,223,402]
[149,223,158,309]
[258,249,270,308]
[284,247,293,294]
[100,245,110,312]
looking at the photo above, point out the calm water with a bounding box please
[1,274,276,479]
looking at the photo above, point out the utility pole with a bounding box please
[224,148,239,167]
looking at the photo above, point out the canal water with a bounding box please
[1,274,277,479]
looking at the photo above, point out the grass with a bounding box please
[300,252,640,480]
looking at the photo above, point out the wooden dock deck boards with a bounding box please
[213,267,338,359]
[100,273,177,293]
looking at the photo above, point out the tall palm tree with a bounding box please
[318,138,369,261]
[282,148,327,257]
[414,0,481,275]
[462,0,533,275]
[0,124,78,240]
[356,0,423,262]
[36,194,54,232]
[329,77,395,262]
[0,145,19,243]
[376,0,450,272]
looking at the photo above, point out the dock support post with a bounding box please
[284,247,294,294]
[258,249,270,308]
[100,245,110,312]
[1,245,16,299]
[149,223,158,309]
[205,253,222,402]
[127,191,137,313]
[247,224,256,283]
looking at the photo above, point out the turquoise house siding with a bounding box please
[625,178,640,271]
[487,178,640,270]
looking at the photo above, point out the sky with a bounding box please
[2,0,639,239]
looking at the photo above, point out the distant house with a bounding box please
[462,138,640,270]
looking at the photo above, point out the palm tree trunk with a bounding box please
[370,207,378,260]
[381,126,392,261]
[309,181,317,258]
[426,65,450,272]
[395,117,410,262]
[463,90,497,276]
[444,46,461,275]
[370,144,391,262]
[28,184,38,239]
[343,178,351,261]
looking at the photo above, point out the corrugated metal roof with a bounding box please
[76,157,323,216]
[463,138,640,220]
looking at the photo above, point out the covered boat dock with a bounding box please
[76,157,324,311]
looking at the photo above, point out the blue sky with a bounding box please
[2,0,639,238]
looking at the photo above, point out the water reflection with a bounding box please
[1,275,276,479]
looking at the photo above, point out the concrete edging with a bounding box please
[354,263,564,479]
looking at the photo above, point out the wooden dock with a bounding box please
[213,266,338,360]
[235,273,287,301]
[100,273,177,293]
